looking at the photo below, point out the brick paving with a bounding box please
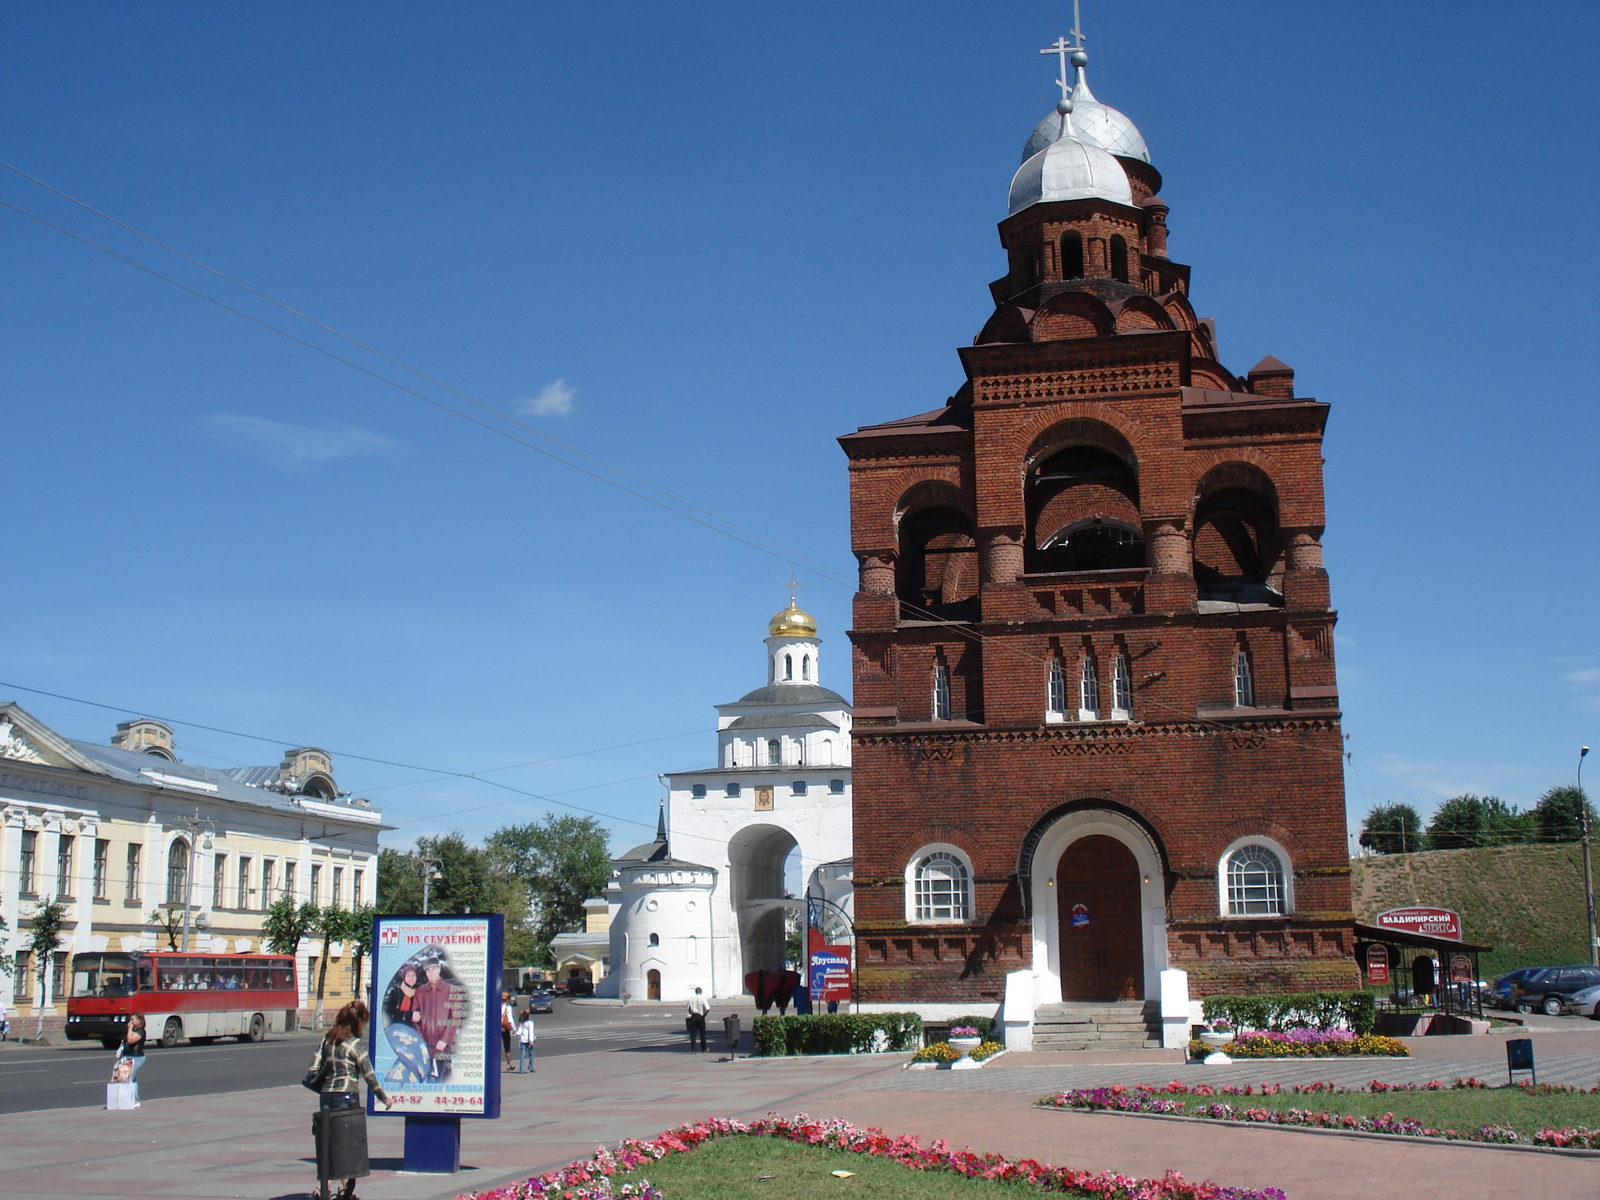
[3,1029,1600,1200]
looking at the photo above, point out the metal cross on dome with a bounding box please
[786,573,803,603]
[1040,0,1088,105]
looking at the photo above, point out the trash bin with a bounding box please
[313,1107,370,1184]
[722,1012,742,1059]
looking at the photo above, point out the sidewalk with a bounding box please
[4,1029,1600,1200]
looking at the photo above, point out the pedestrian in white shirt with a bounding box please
[685,987,710,1052]
[516,1011,537,1073]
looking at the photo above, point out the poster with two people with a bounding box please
[370,914,502,1119]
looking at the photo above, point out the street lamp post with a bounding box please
[177,810,217,953]
[1580,747,1595,968]
[420,856,442,914]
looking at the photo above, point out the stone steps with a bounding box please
[1031,1000,1163,1051]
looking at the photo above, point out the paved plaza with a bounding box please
[3,1027,1600,1200]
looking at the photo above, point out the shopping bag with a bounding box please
[112,1057,133,1083]
[106,1082,137,1110]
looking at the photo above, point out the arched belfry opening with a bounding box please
[897,505,979,620]
[1026,446,1143,574]
[1194,484,1283,606]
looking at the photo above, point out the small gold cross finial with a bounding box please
[786,573,803,602]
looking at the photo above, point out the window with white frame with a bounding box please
[908,847,971,922]
[1078,656,1100,720]
[19,831,36,896]
[1234,650,1255,707]
[1224,843,1287,916]
[1047,659,1067,720]
[238,856,254,910]
[1111,654,1133,720]
[353,868,364,907]
[125,843,142,902]
[932,664,951,720]
[284,860,297,899]
[213,853,228,907]
[92,839,109,901]
[262,859,277,903]
[767,739,781,766]
[166,839,190,906]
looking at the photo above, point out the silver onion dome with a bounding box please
[1008,112,1134,213]
[1022,62,1150,165]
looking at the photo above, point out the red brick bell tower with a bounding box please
[840,40,1357,1011]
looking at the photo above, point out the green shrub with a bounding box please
[1202,991,1375,1036]
[752,1012,923,1056]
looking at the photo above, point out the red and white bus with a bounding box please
[65,951,299,1048]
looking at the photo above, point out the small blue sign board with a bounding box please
[1070,904,1090,929]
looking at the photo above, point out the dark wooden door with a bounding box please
[1057,835,1142,1000]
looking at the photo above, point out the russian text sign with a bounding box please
[1374,907,1461,941]
[1365,943,1390,985]
[370,914,502,1119]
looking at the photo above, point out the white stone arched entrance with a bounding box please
[1027,807,1167,1004]
[728,822,799,976]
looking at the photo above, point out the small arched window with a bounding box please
[792,780,807,796]
[1111,654,1133,719]
[691,784,707,799]
[726,782,741,799]
[648,932,660,947]
[932,664,951,720]
[166,839,191,906]
[1234,651,1255,707]
[1047,659,1067,718]
[911,850,971,922]
[767,739,781,766]
[802,655,811,681]
[1061,231,1084,279]
[829,779,845,795]
[1079,656,1100,719]
[784,654,793,681]
[1225,845,1286,916]
[1110,235,1129,283]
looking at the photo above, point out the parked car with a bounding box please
[528,989,554,1014]
[1487,968,1544,1010]
[1563,983,1600,1018]
[1512,966,1600,1015]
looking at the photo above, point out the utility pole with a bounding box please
[420,856,442,914]
[1580,748,1595,967]
[177,810,217,953]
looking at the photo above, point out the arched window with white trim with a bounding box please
[1047,659,1067,721]
[1222,841,1288,916]
[906,845,972,923]
[784,654,793,681]
[1078,656,1100,720]
[166,838,191,907]
[932,664,951,720]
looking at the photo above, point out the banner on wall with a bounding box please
[1365,943,1390,985]
[369,914,502,1119]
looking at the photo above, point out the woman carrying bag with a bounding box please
[118,1014,146,1104]
[306,1001,393,1200]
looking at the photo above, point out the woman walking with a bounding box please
[515,1008,536,1072]
[308,1001,392,1200]
[118,1014,146,1104]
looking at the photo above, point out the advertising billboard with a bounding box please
[370,914,502,1119]
[1374,907,1462,941]
[1365,943,1390,985]
[807,929,851,1004]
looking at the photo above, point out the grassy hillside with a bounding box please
[1350,843,1592,979]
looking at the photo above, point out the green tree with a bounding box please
[486,815,612,965]
[1535,785,1598,843]
[377,834,523,917]
[347,905,375,1004]
[28,900,68,1040]
[1358,803,1424,854]
[146,906,184,951]
[1426,794,1530,850]
[261,895,317,956]
[305,905,351,1029]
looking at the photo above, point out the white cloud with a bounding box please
[516,379,576,417]
[205,414,400,469]
[1565,668,1600,686]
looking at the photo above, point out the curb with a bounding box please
[1041,1104,1600,1157]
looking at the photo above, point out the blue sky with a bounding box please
[4,2,1597,857]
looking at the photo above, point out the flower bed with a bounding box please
[913,1039,1005,1064]
[1039,1079,1600,1148]
[455,1113,1286,1200]
[1187,1028,1408,1058]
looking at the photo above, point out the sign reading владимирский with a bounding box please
[368,914,503,1119]
[1374,907,1462,941]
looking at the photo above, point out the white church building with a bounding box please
[599,599,853,1002]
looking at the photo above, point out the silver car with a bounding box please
[1563,982,1600,1018]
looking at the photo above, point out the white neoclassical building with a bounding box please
[600,600,853,1002]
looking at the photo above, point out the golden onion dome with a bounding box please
[768,599,818,638]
